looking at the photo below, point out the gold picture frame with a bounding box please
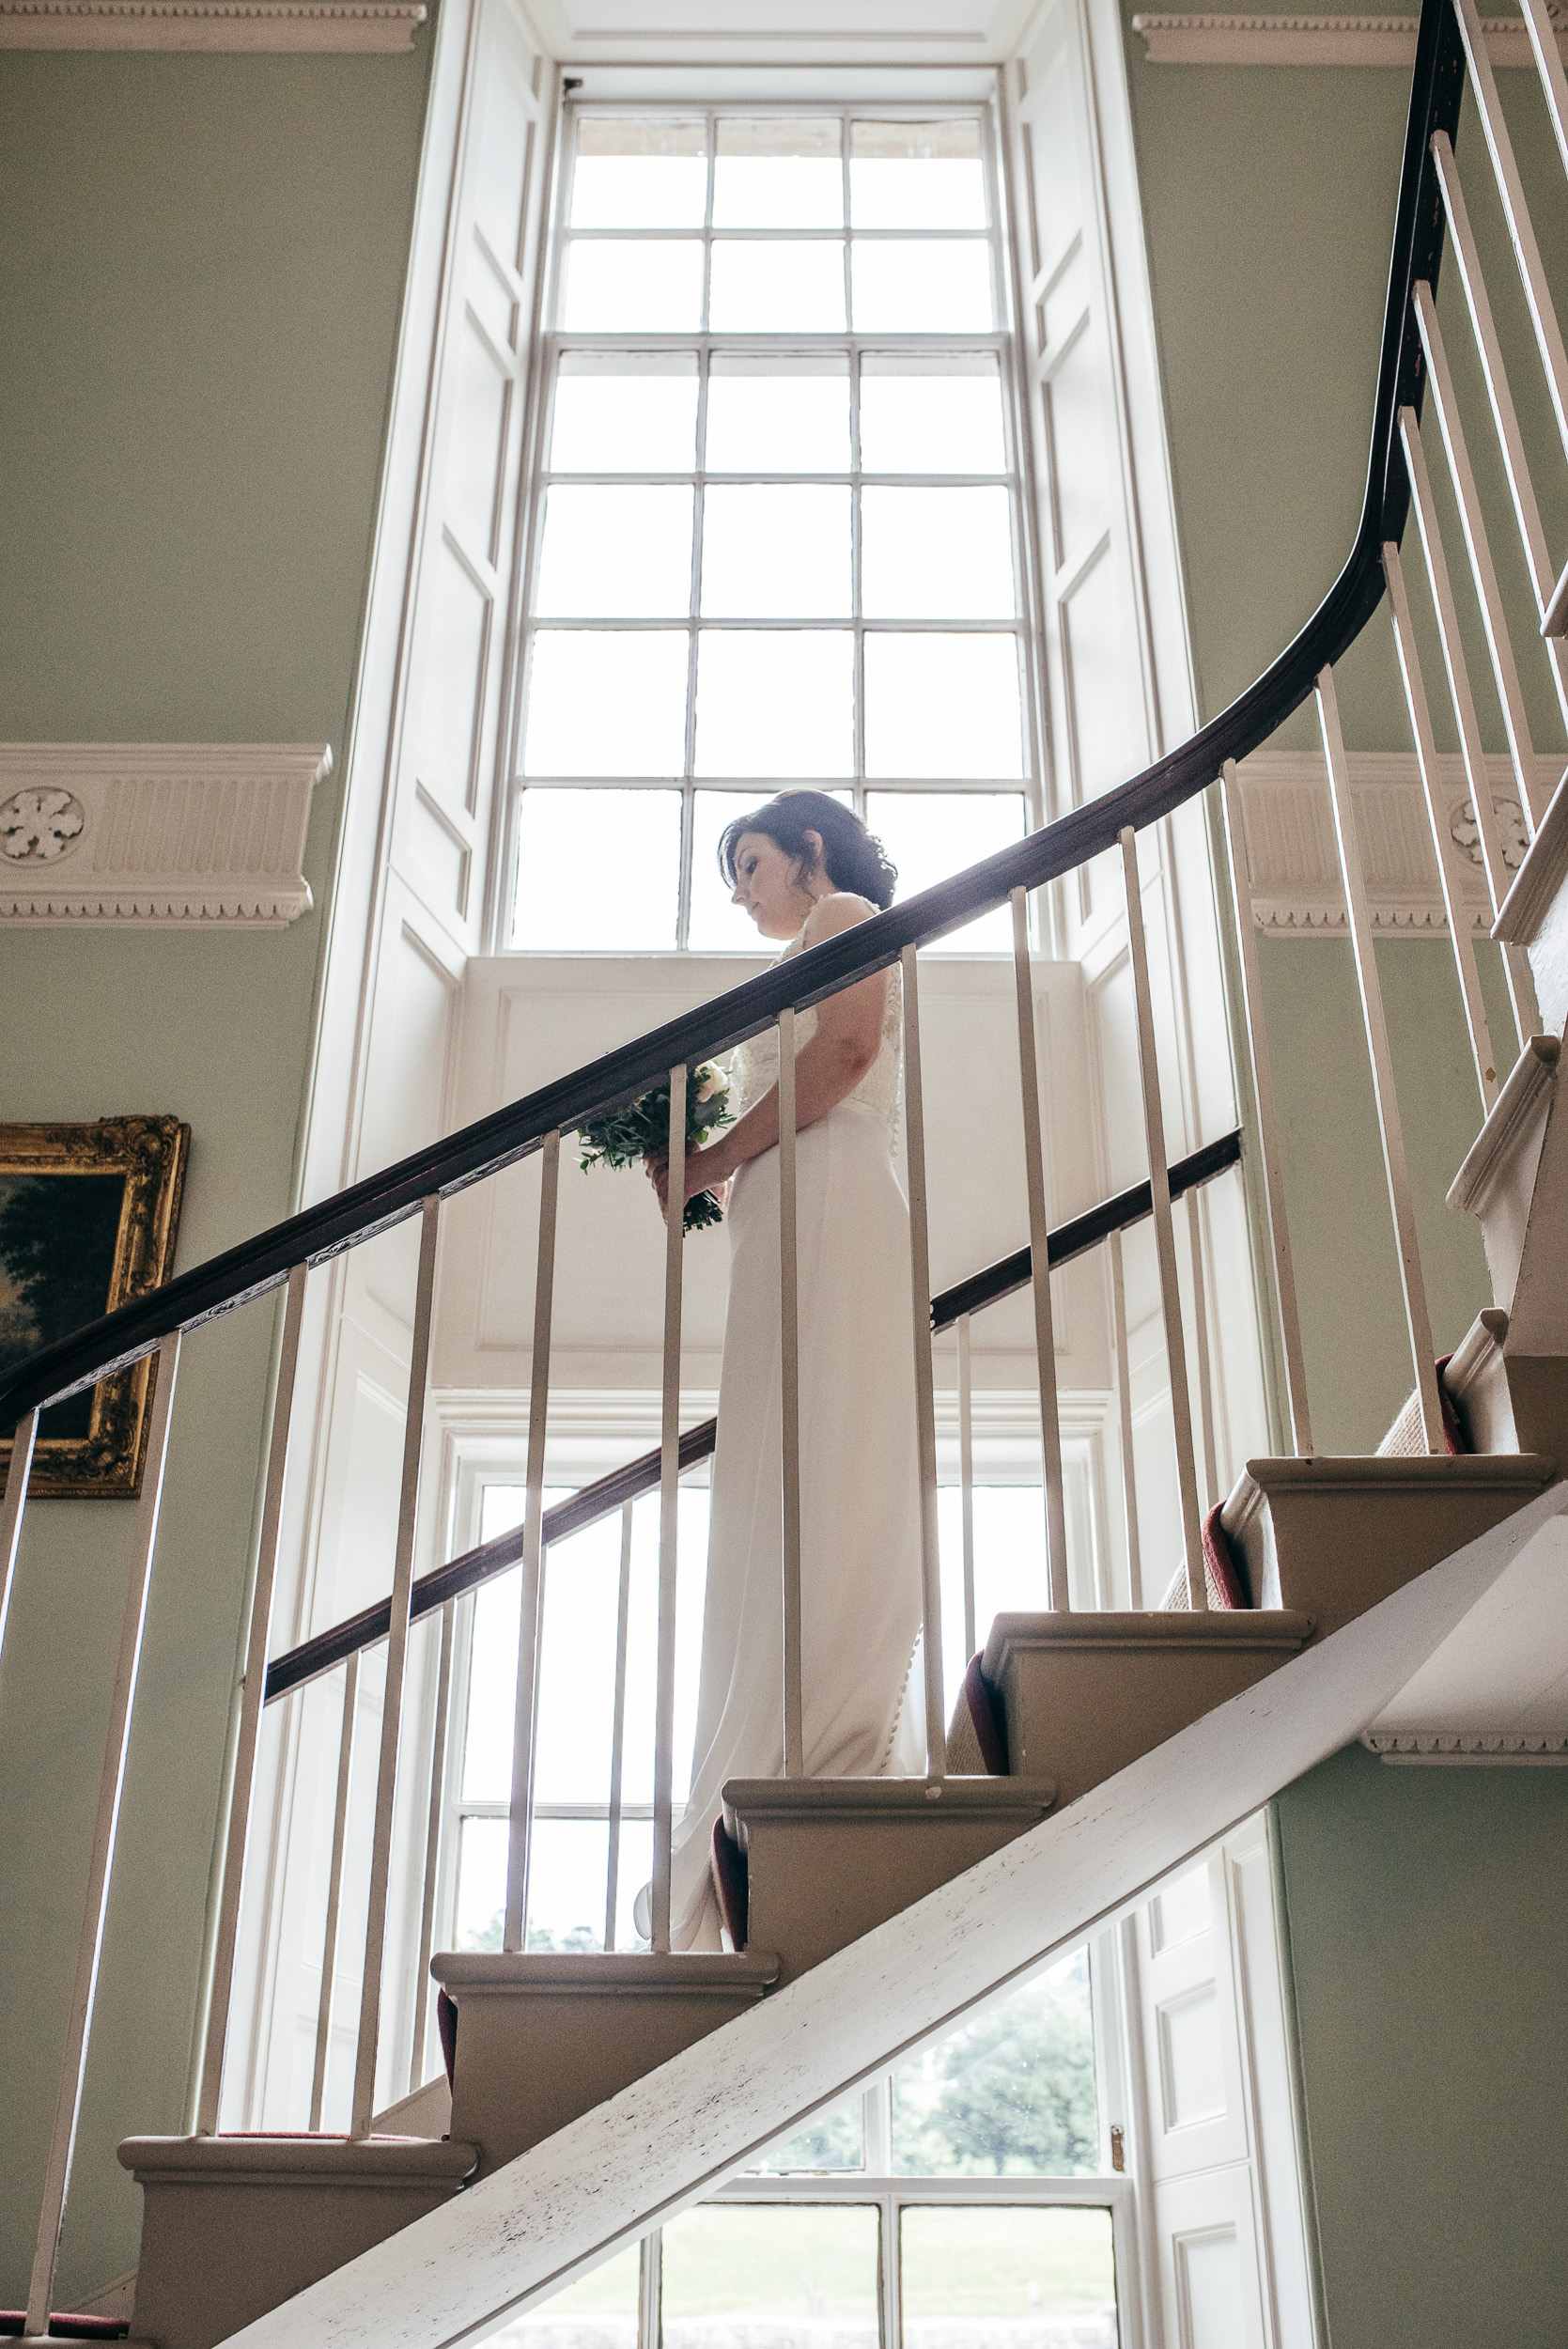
[0,1118,190,1499]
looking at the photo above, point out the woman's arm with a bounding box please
[648,894,888,1218]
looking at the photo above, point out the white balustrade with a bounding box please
[1220,762,1313,1456]
[957,1312,976,1661]
[1317,664,1447,1454]
[350,1194,441,2139]
[410,1600,456,2093]
[603,1500,635,1952]
[0,1407,38,1672]
[27,1332,180,2337]
[778,1010,804,1780]
[1119,827,1206,1608]
[505,1130,561,1953]
[901,945,949,1779]
[1011,885,1071,1610]
[650,1065,687,1953]
[311,1652,360,2132]
[1107,1229,1145,1602]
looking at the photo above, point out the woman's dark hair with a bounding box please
[717,791,898,911]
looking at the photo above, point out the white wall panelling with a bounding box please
[1233,748,1557,933]
[0,0,425,48]
[1131,9,1568,66]
[0,741,330,924]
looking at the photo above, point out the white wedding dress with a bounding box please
[667,897,927,1952]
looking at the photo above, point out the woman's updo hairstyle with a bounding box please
[718,790,897,911]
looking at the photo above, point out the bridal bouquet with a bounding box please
[578,1061,734,1234]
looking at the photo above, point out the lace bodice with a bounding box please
[726,899,903,1144]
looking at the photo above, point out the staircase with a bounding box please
[5,0,1568,2340]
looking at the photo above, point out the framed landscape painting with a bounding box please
[0,1118,190,1499]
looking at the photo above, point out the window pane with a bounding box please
[899,2206,1117,2341]
[535,485,694,619]
[570,117,707,228]
[863,635,1023,779]
[893,1950,1100,2176]
[748,2092,866,2173]
[488,2242,641,2349]
[701,486,851,618]
[660,2206,879,2346]
[563,240,704,332]
[617,1489,709,1808]
[526,1817,611,1952]
[867,790,1026,949]
[512,788,682,949]
[462,1563,523,1800]
[713,117,843,228]
[454,1815,506,1950]
[849,117,986,229]
[550,354,699,473]
[705,355,850,473]
[689,788,848,951]
[860,353,1005,474]
[534,1512,629,1806]
[695,632,853,777]
[710,241,846,333]
[861,487,1016,620]
[523,632,689,776]
[851,240,992,333]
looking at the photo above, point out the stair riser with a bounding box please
[993,1644,1298,1805]
[740,1814,1042,1982]
[449,1988,768,2173]
[129,2177,463,2349]
[1232,1477,1552,1638]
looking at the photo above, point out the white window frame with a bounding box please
[489,93,1049,954]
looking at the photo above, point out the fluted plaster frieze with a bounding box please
[0,742,331,925]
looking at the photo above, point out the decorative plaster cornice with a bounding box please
[1131,8,1568,64]
[1363,1730,1568,1760]
[1231,747,1560,935]
[0,0,425,50]
[0,742,331,926]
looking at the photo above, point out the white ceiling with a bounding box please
[519,0,1046,68]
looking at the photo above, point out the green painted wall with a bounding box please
[0,37,433,2301]
[1121,11,1568,1453]
[1275,1744,1568,2349]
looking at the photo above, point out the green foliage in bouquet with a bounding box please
[577,1061,734,1234]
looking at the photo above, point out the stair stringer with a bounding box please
[220,1477,1568,2349]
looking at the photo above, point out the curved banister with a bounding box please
[0,0,1467,1436]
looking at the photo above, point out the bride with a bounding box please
[646,790,926,1952]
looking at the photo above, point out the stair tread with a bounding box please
[721,1776,1054,1821]
[432,1950,781,1991]
[116,2134,477,2179]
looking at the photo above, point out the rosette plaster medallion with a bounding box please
[0,742,331,926]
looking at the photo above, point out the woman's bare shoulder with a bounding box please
[803,891,878,941]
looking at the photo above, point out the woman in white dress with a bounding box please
[646,791,926,1952]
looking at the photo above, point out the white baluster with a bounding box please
[1011,886,1070,1610]
[1520,0,1568,200]
[196,1261,309,2135]
[1108,1229,1144,1604]
[603,1500,634,1952]
[1433,131,1568,728]
[409,1601,455,2094]
[350,1194,441,2139]
[1119,830,1206,1609]
[1395,425,1540,1043]
[778,1009,804,1779]
[1382,532,1508,1100]
[1316,664,1446,1454]
[1184,1190,1219,1509]
[505,1131,561,1953]
[1220,762,1313,1455]
[651,1065,687,1953]
[902,945,949,1777]
[26,1332,180,2337]
[1412,283,1548,830]
[1452,0,1568,468]
[310,1653,360,2133]
[957,1313,976,1662]
[0,1407,38,1671]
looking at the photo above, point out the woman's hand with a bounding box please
[645,1143,732,1223]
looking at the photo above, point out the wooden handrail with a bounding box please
[0,0,1466,1436]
